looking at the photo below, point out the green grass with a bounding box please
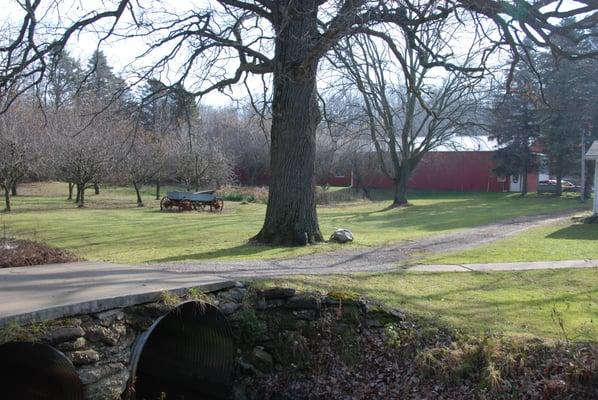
[0,182,587,263]
[424,219,598,265]
[258,268,598,341]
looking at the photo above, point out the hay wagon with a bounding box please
[160,190,224,212]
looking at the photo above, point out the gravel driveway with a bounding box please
[156,209,582,278]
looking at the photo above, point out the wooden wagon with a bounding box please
[160,190,224,212]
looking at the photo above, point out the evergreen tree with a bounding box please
[82,50,127,104]
[491,59,542,196]
[537,23,598,196]
[46,48,83,109]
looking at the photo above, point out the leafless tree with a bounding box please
[171,134,234,192]
[2,0,598,244]
[214,107,270,187]
[0,97,40,211]
[48,103,120,208]
[332,23,488,206]
[315,132,339,191]
[119,134,165,207]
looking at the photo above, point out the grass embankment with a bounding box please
[259,267,598,341]
[0,182,586,263]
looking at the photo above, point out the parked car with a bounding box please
[538,179,579,192]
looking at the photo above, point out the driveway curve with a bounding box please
[156,209,586,278]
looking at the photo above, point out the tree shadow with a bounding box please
[146,242,323,263]
[546,224,598,240]
[260,268,598,341]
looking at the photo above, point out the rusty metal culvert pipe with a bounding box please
[127,301,235,400]
[0,341,84,400]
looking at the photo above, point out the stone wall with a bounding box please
[0,284,403,400]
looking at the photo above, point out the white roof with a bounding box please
[432,136,498,152]
[586,141,598,160]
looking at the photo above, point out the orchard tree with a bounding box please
[0,136,29,212]
[2,1,598,244]
[172,134,234,191]
[203,106,271,187]
[0,98,40,211]
[120,135,165,207]
[49,104,119,207]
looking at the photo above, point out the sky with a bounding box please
[2,0,590,107]
[4,0,242,105]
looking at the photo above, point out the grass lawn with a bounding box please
[258,268,598,341]
[0,182,588,263]
[423,218,598,265]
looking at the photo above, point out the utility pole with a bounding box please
[581,126,586,202]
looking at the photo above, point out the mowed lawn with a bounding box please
[0,182,588,264]
[424,219,598,264]
[259,268,598,341]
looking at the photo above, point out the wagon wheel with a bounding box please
[213,198,224,213]
[160,196,170,211]
[178,199,193,212]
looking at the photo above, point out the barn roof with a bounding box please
[433,135,498,152]
[586,141,598,160]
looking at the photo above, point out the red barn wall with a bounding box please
[357,151,509,192]
[408,151,505,192]
[239,151,536,193]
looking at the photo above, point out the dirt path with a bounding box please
[156,209,582,278]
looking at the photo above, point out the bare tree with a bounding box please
[49,104,118,208]
[211,107,271,187]
[172,134,234,192]
[2,0,598,244]
[333,25,487,206]
[0,98,39,211]
[0,137,28,211]
[119,134,165,207]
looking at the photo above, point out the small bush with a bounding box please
[218,186,269,204]
[230,307,267,347]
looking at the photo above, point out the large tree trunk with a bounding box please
[133,182,144,207]
[10,182,17,196]
[93,182,100,195]
[3,187,10,212]
[155,181,161,200]
[253,0,322,245]
[68,182,74,200]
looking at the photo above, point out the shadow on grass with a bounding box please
[323,196,584,234]
[546,224,598,240]
[147,242,311,263]
[260,268,598,341]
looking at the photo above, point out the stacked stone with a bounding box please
[1,283,405,400]
[227,287,405,376]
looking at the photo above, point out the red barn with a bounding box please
[323,139,540,193]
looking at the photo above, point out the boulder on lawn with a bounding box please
[329,228,354,244]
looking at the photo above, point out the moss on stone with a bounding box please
[326,290,360,302]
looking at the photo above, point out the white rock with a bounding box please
[329,228,354,244]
